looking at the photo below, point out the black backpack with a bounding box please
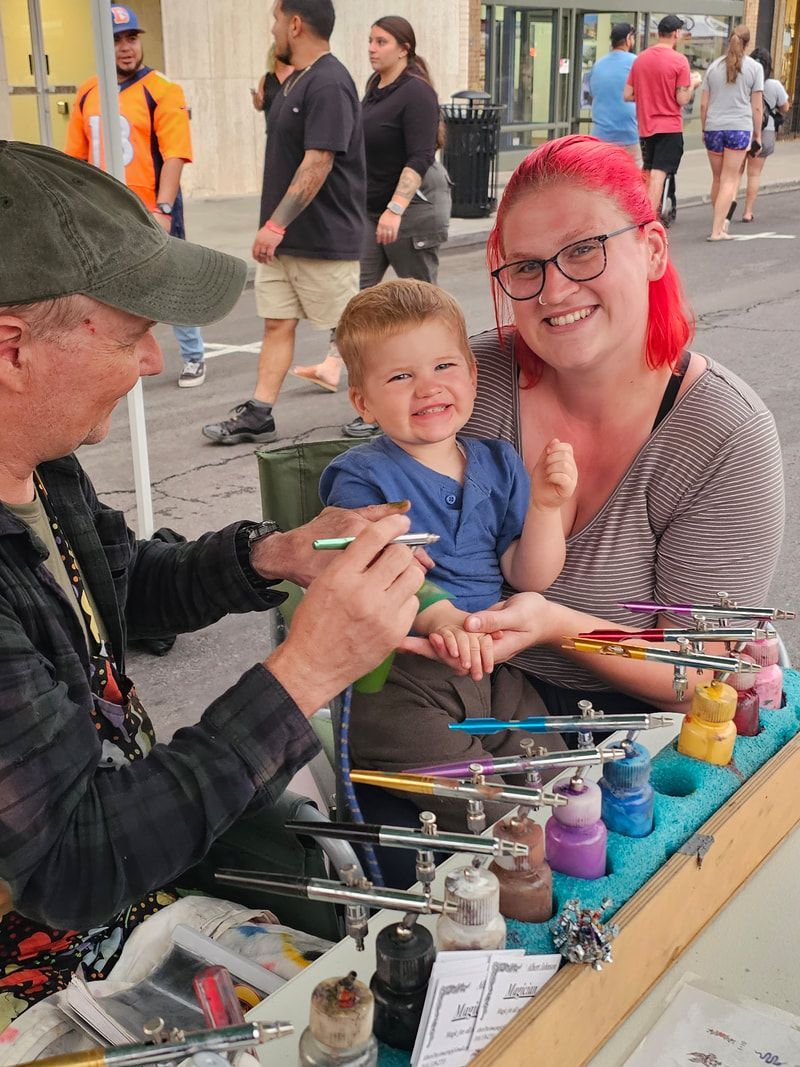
[762,97,786,131]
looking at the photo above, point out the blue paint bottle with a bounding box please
[598,741,654,838]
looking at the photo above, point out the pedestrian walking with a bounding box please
[65,4,208,389]
[588,22,640,162]
[701,26,763,240]
[625,14,702,215]
[251,44,294,125]
[742,47,790,223]
[203,0,365,445]
[291,14,451,438]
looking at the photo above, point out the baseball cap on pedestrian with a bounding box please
[111,4,144,35]
[611,21,635,45]
[657,14,685,35]
[0,141,246,327]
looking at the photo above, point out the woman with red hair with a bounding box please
[454,134,784,715]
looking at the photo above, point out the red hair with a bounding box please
[486,135,694,385]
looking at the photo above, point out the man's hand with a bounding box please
[252,224,284,264]
[376,210,401,245]
[530,439,577,512]
[266,515,425,715]
[250,500,433,588]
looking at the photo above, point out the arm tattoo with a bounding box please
[392,166,422,204]
[271,150,334,228]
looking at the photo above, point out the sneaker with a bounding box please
[202,401,277,445]
[342,416,382,439]
[178,361,206,388]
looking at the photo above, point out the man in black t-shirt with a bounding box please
[203,0,365,444]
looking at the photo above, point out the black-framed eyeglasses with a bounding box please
[490,223,645,302]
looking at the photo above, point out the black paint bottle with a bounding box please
[370,919,436,1050]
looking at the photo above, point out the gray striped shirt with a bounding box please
[464,329,785,690]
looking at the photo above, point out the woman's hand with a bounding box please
[463,592,560,663]
[376,209,402,245]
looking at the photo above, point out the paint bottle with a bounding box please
[489,809,553,922]
[370,920,435,1051]
[743,637,783,710]
[677,680,737,766]
[729,654,761,737]
[544,776,607,880]
[598,741,654,838]
[488,741,552,921]
[298,972,378,1066]
[436,859,506,951]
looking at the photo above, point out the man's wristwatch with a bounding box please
[156,202,174,215]
[248,520,281,548]
[387,201,405,216]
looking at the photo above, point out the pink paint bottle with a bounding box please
[545,775,607,880]
[729,654,760,736]
[743,637,783,710]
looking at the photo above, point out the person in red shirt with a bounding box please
[65,5,208,389]
[624,15,702,213]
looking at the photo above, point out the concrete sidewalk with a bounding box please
[185,142,800,270]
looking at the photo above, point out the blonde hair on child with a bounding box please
[336,279,473,390]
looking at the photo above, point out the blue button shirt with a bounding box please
[589,50,638,145]
[319,435,531,613]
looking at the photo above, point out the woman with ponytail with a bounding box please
[292,16,451,430]
[445,135,783,715]
[700,25,764,239]
[743,48,790,221]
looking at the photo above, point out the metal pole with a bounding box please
[27,0,52,146]
[89,0,154,537]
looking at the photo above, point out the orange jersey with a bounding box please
[65,68,192,210]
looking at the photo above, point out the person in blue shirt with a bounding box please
[588,23,640,162]
[321,279,577,680]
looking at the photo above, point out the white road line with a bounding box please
[201,342,263,359]
[729,231,797,241]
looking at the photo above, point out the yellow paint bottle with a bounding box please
[677,680,737,765]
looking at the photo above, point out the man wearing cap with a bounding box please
[624,15,703,211]
[588,23,640,163]
[0,141,424,1021]
[65,4,209,389]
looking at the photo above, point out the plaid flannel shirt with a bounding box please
[0,454,319,929]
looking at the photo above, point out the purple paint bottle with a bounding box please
[729,654,760,736]
[743,637,783,710]
[544,775,607,880]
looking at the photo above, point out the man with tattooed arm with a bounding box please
[203,0,365,444]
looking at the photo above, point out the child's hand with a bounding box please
[530,438,577,511]
[428,623,495,681]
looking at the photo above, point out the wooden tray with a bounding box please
[473,732,800,1066]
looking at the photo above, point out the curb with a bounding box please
[240,178,799,287]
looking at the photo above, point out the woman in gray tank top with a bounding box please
[742,48,791,222]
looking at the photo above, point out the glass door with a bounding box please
[490,5,557,159]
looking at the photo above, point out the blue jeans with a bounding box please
[173,325,205,365]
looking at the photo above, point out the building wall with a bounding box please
[161,0,469,200]
[0,7,11,140]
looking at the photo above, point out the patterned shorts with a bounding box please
[703,129,751,153]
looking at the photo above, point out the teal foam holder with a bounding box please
[377,669,800,1065]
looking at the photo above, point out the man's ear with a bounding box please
[0,320,26,383]
[349,385,375,425]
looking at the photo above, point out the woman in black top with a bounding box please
[291,17,451,419]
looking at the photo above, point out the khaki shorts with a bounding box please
[254,255,359,328]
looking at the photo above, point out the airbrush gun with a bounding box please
[216,865,449,952]
[16,1022,293,1067]
[562,636,758,701]
[408,743,628,779]
[620,594,795,623]
[348,768,568,838]
[447,711,672,736]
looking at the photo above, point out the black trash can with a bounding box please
[442,90,502,219]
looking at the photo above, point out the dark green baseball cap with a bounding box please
[0,140,246,325]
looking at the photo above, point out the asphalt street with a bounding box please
[80,189,800,737]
